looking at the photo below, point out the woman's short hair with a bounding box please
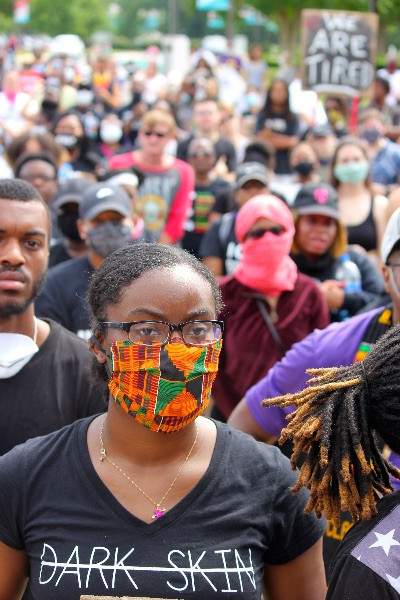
[140,109,176,133]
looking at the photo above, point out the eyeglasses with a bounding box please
[97,319,224,347]
[20,174,56,183]
[245,226,285,240]
[143,130,168,138]
[188,151,214,158]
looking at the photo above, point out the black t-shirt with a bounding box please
[182,178,230,257]
[327,490,400,599]
[0,417,325,599]
[199,212,241,275]
[255,111,299,174]
[36,255,95,339]
[0,319,105,456]
[177,135,237,173]
[48,242,72,268]
[212,184,237,214]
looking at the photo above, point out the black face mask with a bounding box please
[294,161,314,177]
[42,99,59,111]
[57,212,81,241]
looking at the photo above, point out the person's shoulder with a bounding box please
[215,419,285,468]
[313,307,382,346]
[172,156,194,173]
[44,318,89,348]
[294,271,321,291]
[218,273,236,290]
[109,151,134,169]
[347,248,378,270]
[217,136,235,151]
[46,255,91,279]
[0,417,90,471]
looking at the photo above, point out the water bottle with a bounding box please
[335,253,362,321]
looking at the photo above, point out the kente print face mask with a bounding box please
[108,340,221,433]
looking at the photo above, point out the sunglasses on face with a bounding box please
[189,151,214,158]
[245,226,285,240]
[143,130,168,138]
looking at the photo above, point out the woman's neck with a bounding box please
[101,400,200,466]
[338,182,368,196]
[135,149,170,167]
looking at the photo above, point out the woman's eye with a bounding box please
[139,327,158,336]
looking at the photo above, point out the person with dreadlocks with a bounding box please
[228,206,400,569]
[262,324,400,599]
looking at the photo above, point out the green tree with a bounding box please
[250,0,399,63]
[1,0,108,37]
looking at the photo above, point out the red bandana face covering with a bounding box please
[108,340,221,433]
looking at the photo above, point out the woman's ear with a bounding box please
[89,333,108,364]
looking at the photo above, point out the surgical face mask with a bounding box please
[360,127,381,144]
[0,320,39,378]
[333,161,369,185]
[100,123,123,145]
[57,211,81,241]
[294,161,314,177]
[108,339,221,433]
[247,92,261,107]
[76,89,94,107]
[86,221,132,258]
[55,133,80,150]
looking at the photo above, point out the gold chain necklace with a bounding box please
[99,415,199,520]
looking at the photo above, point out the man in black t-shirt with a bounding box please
[0,179,105,456]
[177,99,237,174]
[182,137,230,257]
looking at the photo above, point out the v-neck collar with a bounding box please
[76,415,228,535]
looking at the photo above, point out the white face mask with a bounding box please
[0,319,39,379]
[76,89,94,107]
[100,123,123,145]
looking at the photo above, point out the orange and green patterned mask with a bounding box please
[108,340,221,433]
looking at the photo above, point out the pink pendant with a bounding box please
[152,508,165,519]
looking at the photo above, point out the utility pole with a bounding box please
[169,0,178,34]
[226,0,235,47]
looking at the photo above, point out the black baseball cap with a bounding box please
[311,124,334,138]
[293,183,339,220]
[52,177,93,210]
[235,162,269,190]
[79,183,131,220]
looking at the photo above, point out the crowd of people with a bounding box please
[1,36,400,599]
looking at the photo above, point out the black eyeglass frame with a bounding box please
[142,130,168,138]
[96,319,224,346]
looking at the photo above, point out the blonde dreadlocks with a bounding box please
[262,324,400,528]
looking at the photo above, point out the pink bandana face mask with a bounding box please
[234,230,297,296]
[234,194,297,296]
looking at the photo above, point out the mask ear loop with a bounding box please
[90,334,111,379]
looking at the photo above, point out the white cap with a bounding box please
[381,207,400,264]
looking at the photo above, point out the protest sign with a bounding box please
[301,9,379,97]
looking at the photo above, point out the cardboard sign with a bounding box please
[301,9,379,97]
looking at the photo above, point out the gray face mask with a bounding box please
[87,222,132,258]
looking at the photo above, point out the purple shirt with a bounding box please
[245,306,400,488]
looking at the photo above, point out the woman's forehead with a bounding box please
[108,265,215,319]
